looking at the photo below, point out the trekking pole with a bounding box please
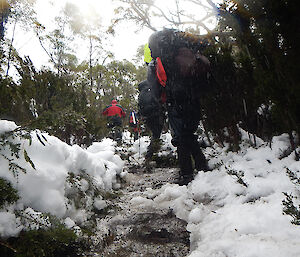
[138,126,141,159]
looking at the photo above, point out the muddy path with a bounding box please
[86,160,191,257]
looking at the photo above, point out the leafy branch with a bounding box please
[282,192,300,225]
[225,165,248,187]
[0,128,38,175]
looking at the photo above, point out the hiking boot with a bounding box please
[145,138,161,160]
[195,162,210,172]
[175,174,194,186]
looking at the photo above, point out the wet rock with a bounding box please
[128,212,190,246]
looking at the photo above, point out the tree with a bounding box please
[0,0,10,40]
[112,0,219,33]
[217,0,299,148]
[2,0,37,76]
[34,13,75,75]
[62,2,113,88]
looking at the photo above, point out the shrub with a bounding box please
[0,178,19,209]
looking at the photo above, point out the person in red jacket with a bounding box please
[102,99,126,141]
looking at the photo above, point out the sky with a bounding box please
[11,0,219,68]
[12,0,153,67]
[1,119,300,256]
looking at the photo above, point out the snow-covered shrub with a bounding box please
[282,193,300,225]
[283,168,300,225]
[0,120,124,241]
[0,218,88,256]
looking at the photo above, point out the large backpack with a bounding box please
[138,80,160,117]
[138,60,163,118]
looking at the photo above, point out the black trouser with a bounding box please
[107,116,122,140]
[107,116,122,128]
[145,113,164,140]
[144,113,165,158]
[168,104,207,176]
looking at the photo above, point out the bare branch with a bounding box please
[113,0,219,33]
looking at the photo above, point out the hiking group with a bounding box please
[103,28,212,186]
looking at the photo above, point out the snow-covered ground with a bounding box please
[127,129,300,256]
[1,119,300,256]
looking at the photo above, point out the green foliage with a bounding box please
[0,129,32,176]
[23,149,35,170]
[0,224,87,257]
[215,0,300,143]
[0,178,19,209]
[282,192,300,225]
[1,0,146,145]
[193,0,299,150]
[98,60,140,108]
[0,46,144,145]
[4,0,298,151]
[282,168,300,225]
[0,76,15,118]
[225,166,248,187]
[285,168,300,184]
[199,42,245,150]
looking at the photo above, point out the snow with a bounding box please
[94,198,107,210]
[1,119,300,256]
[0,212,22,238]
[0,120,124,237]
[127,129,300,256]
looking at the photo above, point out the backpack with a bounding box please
[138,80,161,117]
[138,57,168,118]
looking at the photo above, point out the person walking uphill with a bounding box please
[140,28,210,185]
[102,99,126,141]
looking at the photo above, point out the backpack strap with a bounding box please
[155,57,167,87]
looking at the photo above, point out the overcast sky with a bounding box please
[11,0,152,67]
[11,0,219,68]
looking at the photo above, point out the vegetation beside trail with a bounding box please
[0,0,299,255]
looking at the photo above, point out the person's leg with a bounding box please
[133,130,138,141]
[177,144,193,174]
[168,107,195,185]
[190,135,209,172]
[115,126,122,141]
[145,114,164,159]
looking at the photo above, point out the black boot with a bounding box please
[176,174,194,186]
[145,138,161,160]
[190,139,209,172]
[176,145,194,185]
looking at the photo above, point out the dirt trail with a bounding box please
[87,161,190,257]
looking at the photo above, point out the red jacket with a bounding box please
[102,100,126,118]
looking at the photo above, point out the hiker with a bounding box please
[138,68,166,160]
[129,110,140,141]
[102,99,126,141]
[139,28,210,185]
